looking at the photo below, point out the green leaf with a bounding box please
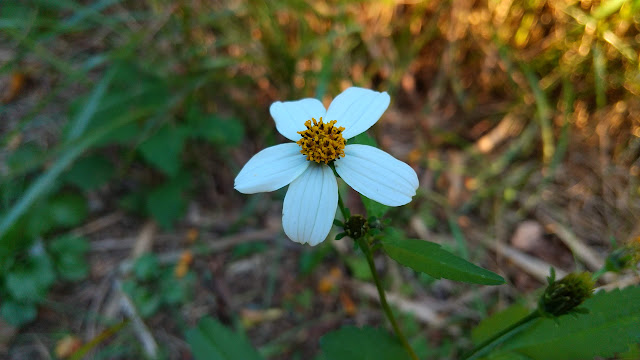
[298,243,333,275]
[345,256,373,281]
[205,117,244,147]
[186,317,263,360]
[187,109,244,147]
[0,107,155,239]
[472,303,530,345]
[231,242,268,259]
[133,253,160,281]
[145,175,190,229]
[5,249,56,302]
[7,143,44,173]
[0,3,33,30]
[319,326,411,360]
[25,202,56,238]
[591,0,626,19]
[139,124,187,177]
[118,190,147,214]
[1,300,37,327]
[491,286,640,360]
[161,271,194,305]
[121,279,161,318]
[361,194,390,219]
[70,62,170,146]
[348,132,378,147]
[381,237,505,285]
[48,235,89,281]
[63,154,114,191]
[48,193,89,228]
[134,287,162,318]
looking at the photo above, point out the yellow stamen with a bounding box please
[296,117,346,164]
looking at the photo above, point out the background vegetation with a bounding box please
[1,0,639,359]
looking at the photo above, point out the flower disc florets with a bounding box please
[296,117,346,164]
[344,215,369,239]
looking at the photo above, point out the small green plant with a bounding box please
[121,253,195,318]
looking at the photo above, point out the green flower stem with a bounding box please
[357,236,419,360]
[336,190,417,359]
[463,310,541,360]
[337,190,349,220]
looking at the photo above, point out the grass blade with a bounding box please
[0,108,152,239]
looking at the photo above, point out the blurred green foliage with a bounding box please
[122,253,195,318]
[473,286,640,360]
[0,0,639,358]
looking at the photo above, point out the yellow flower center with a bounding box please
[296,117,346,164]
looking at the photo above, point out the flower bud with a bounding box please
[538,269,594,318]
[344,215,369,239]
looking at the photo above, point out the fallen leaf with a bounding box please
[240,308,283,328]
[317,267,342,294]
[185,228,199,243]
[55,335,82,359]
[339,291,357,316]
[2,73,26,104]
[511,220,544,252]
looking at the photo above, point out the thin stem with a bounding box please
[591,267,607,281]
[356,236,419,360]
[337,190,349,220]
[463,310,541,360]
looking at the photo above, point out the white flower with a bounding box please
[234,87,419,246]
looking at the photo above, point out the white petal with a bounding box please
[325,87,390,139]
[234,143,309,194]
[269,98,327,142]
[334,144,418,206]
[282,164,338,246]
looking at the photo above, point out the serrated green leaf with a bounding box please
[381,238,504,285]
[139,124,187,176]
[48,235,89,281]
[472,303,530,345]
[319,326,411,360]
[0,300,37,327]
[619,343,640,360]
[63,154,114,191]
[493,286,640,360]
[186,317,263,360]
